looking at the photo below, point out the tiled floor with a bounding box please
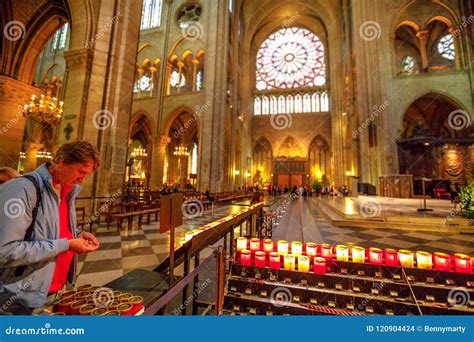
[76,195,474,287]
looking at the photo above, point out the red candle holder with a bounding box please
[249,238,261,252]
[305,243,318,257]
[313,257,326,275]
[240,250,251,266]
[454,253,472,273]
[269,252,280,270]
[320,244,332,260]
[434,252,451,271]
[369,247,383,265]
[384,248,399,266]
[255,251,266,268]
[263,239,274,253]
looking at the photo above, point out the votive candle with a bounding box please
[298,256,310,273]
[291,241,303,256]
[336,245,349,262]
[284,254,295,271]
[255,251,266,268]
[434,252,451,271]
[369,247,383,265]
[416,251,433,270]
[384,248,399,266]
[263,239,274,253]
[278,240,289,255]
[250,238,261,252]
[313,257,326,275]
[305,243,318,257]
[351,246,365,263]
[269,252,281,270]
[399,250,414,268]
[454,253,472,273]
[236,237,247,251]
[240,250,251,266]
[320,244,333,260]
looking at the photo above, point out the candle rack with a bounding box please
[224,257,474,316]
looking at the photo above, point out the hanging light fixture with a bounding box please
[131,147,147,158]
[173,144,189,157]
[23,94,63,125]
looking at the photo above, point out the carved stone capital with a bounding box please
[0,76,40,105]
[64,48,93,71]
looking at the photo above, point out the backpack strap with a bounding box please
[14,175,42,277]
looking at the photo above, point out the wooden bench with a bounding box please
[112,207,161,231]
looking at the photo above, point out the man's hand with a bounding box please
[78,232,99,247]
[68,238,99,254]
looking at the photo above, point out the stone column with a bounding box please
[149,134,169,188]
[0,76,40,168]
[416,30,429,72]
[198,0,229,192]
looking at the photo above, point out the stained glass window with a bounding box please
[141,0,162,30]
[256,27,326,90]
[401,56,415,74]
[51,23,69,51]
[133,75,153,93]
[170,70,186,88]
[196,70,203,91]
[437,34,455,60]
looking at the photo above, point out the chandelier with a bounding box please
[23,94,63,125]
[36,149,52,161]
[131,147,147,158]
[173,145,189,157]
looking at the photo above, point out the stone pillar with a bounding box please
[416,30,429,72]
[0,76,40,168]
[198,1,229,192]
[150,134,169,188]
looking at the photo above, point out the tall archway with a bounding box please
[397,93,473,193]
[163,109,199,189]
[252,137,272,187]
[308,135,330,186]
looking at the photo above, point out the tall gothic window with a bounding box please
[141,0,162,30]
[401,56,416,74]
[437,34,455,60]
[254,27,328,115]
[51,23,69,51]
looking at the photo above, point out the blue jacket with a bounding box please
[0,163,82,308]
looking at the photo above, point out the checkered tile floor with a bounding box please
[273,197,474,256]
[76,196,474,287]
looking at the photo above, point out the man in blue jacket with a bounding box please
[0,141,101,314]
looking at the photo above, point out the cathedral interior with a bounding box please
[1,0,474,316]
